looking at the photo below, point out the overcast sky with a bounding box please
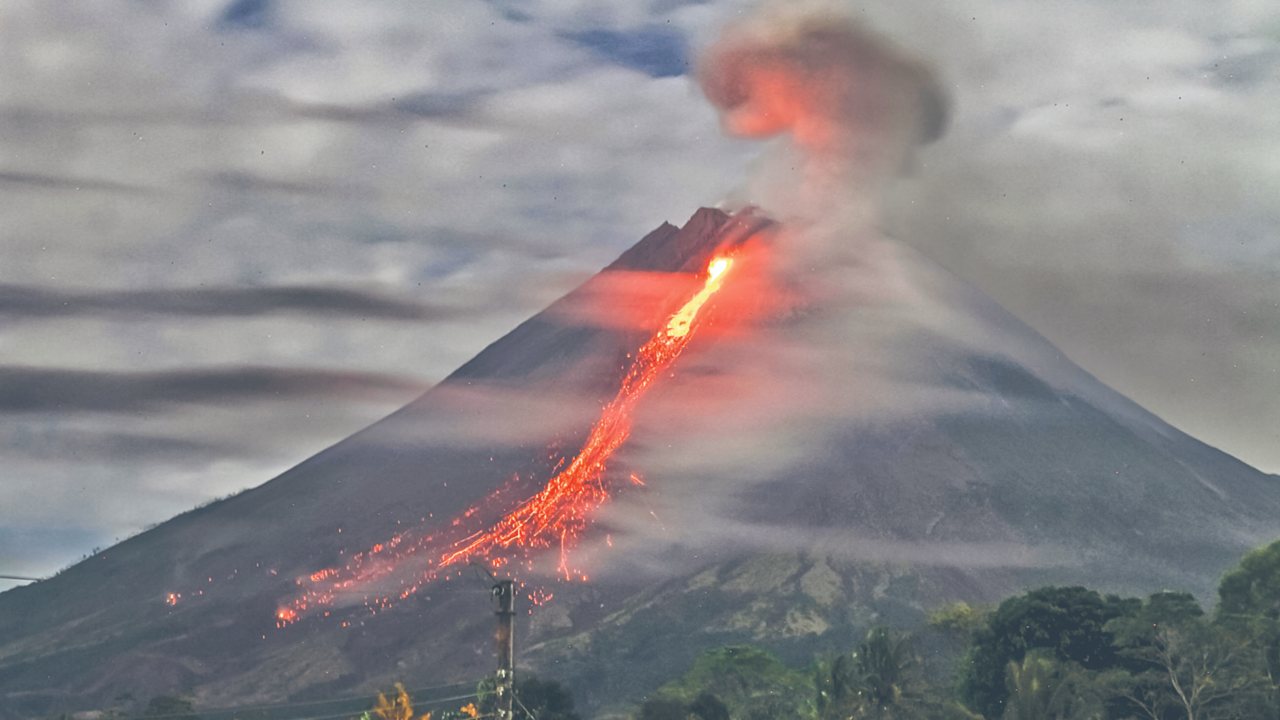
[1,0,1277,588]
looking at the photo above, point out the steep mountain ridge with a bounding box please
[1,208,1276,718]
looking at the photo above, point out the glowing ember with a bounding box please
[276,255,736,626]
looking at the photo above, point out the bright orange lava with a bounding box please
[276,255,735,626]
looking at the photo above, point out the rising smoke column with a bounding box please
[566,7,966,572]
[273,8,954,626]
[698,5,949,226]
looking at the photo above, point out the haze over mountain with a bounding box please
[1,207,1276,719]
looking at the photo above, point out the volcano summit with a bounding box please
[1,208,1277,718]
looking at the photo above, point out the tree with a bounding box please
[1109,593,1271,720]
[927,602,986,642]
[960,586,1137,718]
[688,692,732,720]
[854,627,917,711]
[513,676,582,720]
[371,683,421,720]
[1218,539,1280,622]
[637,697,690,720]
[139,696,198,720]
[474,675,580,720]
[1001,651,1101,720]
[817,652,861,720]
[651,645,817,720]
[1218,539,1280,692]
[817,627,938,719]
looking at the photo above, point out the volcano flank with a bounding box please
[1,208,1278,718]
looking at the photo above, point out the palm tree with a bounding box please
[817,653,861,720]
[855,627,916,710]
[1002,652,1101,720]
[818,627,918,719]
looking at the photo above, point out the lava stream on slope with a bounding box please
[276,255,737,626]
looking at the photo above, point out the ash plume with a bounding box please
[562,8,1072,576]
[698,4,948,223]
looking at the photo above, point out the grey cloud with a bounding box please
[1203,38,1280,88]
[0,284,453,321]
[0,366,428,414]
[967,264,1280,471]
[218,0,272,31]
[862,0,1280,470]
[0,88,485,131]
[390,91,490,120]
[0,526,105,587]
[562,26,690,78]
[2,428,236,465]
[0,170,151,195]
[0,0,742,580]
[196,170,373,198]
[483,0,534,24]
[279,93,487,125]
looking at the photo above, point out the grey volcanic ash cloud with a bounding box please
[698,5,948,217]
[699,8,946,149]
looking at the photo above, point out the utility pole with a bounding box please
[492,579,516,720]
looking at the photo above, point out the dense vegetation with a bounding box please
[636,538,1280,720]
[80,539,1280,720]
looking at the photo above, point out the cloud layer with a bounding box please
[0,366,427,413]
[0,284,454,320]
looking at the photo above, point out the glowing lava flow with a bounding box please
[277,255,735,626]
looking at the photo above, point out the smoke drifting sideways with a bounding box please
[386,11,1078,587]
[698,4,949,227]
[558,9,1092,580]
[262,11,1081,608]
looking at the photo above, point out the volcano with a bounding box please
[2,208,1277,718]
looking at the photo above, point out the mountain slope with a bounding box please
[0,208,1276,718]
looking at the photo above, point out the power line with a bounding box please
[257,691,479,720]
[222,709,366,720]
[412,691,486,711]
[125,682,479,720]
[215,707,493,720]
[514,694,539,720]
[0,574,40,581]
[133,685,477,719]
[215,698,490,720]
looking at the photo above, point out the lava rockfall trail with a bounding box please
[276,254,738,626]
